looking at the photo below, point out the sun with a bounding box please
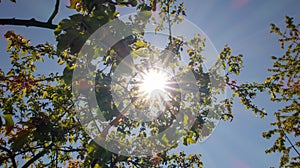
[139,69,168,97]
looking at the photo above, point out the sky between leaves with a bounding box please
[0,0,299,167]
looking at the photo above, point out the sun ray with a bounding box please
[139,69,168,97]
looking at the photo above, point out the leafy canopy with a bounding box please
[0,0,299,168]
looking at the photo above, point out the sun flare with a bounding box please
[139,70,167,97]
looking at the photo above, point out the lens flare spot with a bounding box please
[140,70,167,97]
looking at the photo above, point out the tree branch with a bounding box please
[58,147,87,153]
[284,132,300,156]
[47,0,60,23]
[61,148,84,152]
[0,18,57,30]
[107,0,135,6]
[21,143,54,168]
[0,146,17,168]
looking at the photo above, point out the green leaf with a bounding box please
[11,129,30,152]
[161,133,169,144]
[63,67,73,85]
[3,114,14,135]
[131,0,138,7]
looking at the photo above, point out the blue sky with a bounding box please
[0,0,299,167]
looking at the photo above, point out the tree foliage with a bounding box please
[0,0,218,167]
[0,0,298,168]
[226,16,300,167]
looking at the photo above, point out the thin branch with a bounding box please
[166,1,172,43]
[58,147,87,152]
[284,132,300,156]
[15,145,44,156]
[107,0,134,6]
[55,146,58,168]
[0,146,18,168]
[47,0,60,23]
[21,143,54,168]
[0,18,57,30]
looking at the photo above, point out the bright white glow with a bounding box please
[140,70,167,96]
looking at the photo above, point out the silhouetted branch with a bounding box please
[284,132,300,156]
[0,146,17,168]
[107,0,135,6]
[0,18,57,29]
[58,147,87,153]
[47,0,60,23]
[21,143,54,168]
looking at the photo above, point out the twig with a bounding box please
[47,0,60,23]
[284,132,300,156]
[166,1,172,43]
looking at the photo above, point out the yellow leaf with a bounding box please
[187,137,196,144]
[22,87,27,96]
[162,134,169,144]
[184,114,188,127]
[187,48,195,56]
[94,163,102,168]
[223,115,229,121]
[135,41,147,48]
[58,59,65,65]
[42,91,48,99]
[68,0,80,9]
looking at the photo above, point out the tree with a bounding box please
[226,16,299,167]
[0,0,298,168]
[0,0,218,167]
